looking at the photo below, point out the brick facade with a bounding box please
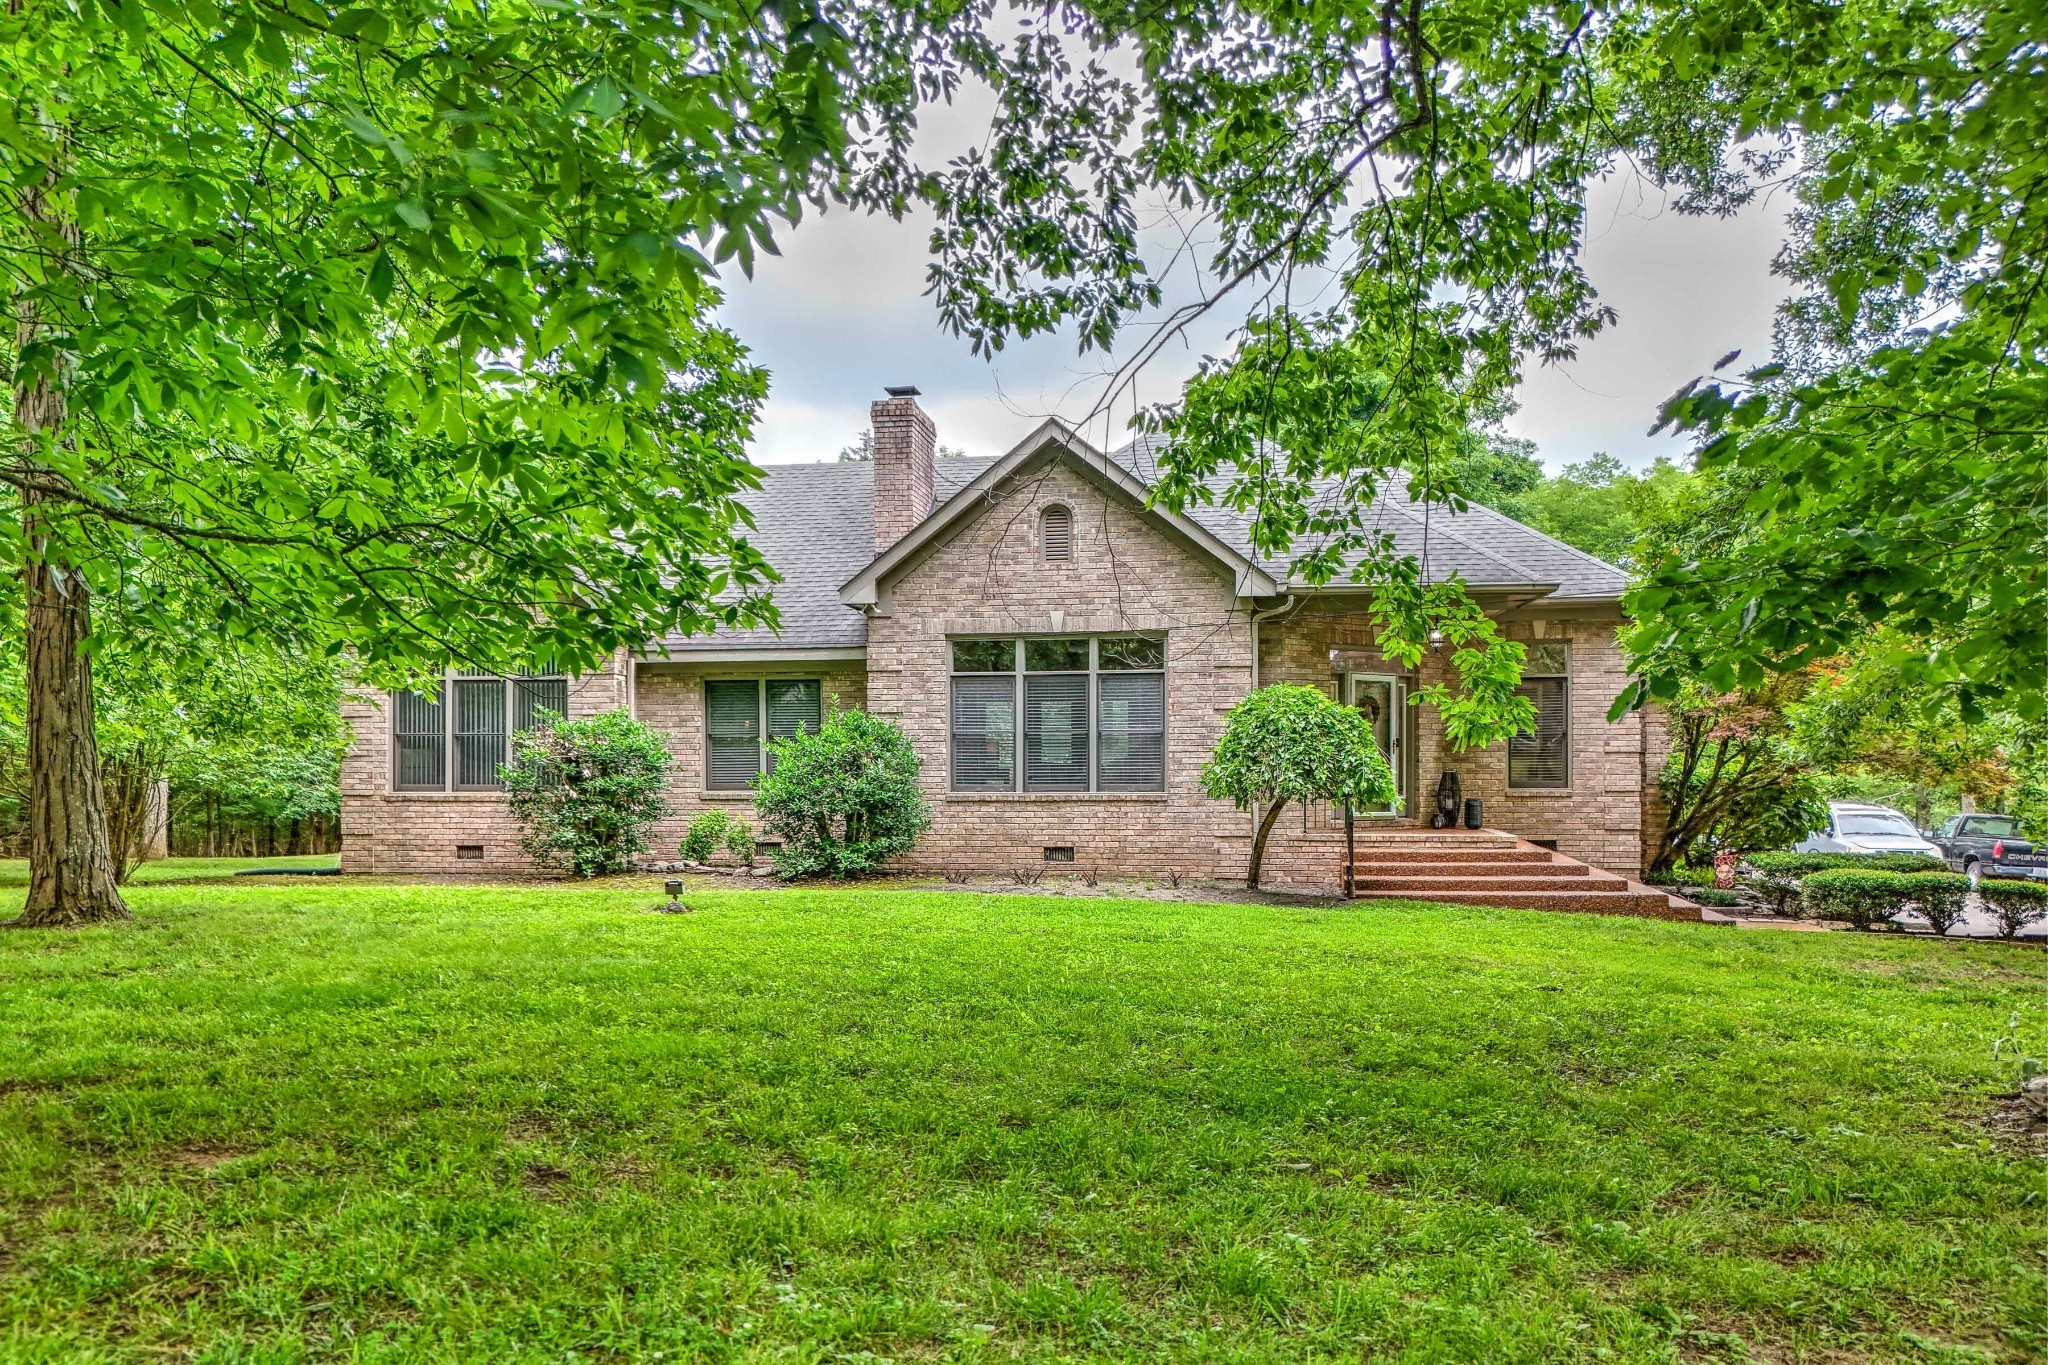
[338,659,628,874]
[1250,601,1662,884]
[864,458,1257,880]
[635,663,868,863]
[338,449,1670,889]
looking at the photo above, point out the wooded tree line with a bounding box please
[5,0,2039,921]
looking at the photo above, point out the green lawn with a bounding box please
[0,877,2038,1362]
[0,853,339,887]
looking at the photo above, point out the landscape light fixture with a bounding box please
[662,879,688,914]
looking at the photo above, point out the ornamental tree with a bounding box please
[1202,684,1396,890]
[501,709,672,878]
[753,709,929,879]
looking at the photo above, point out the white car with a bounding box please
[1794,802,1944,859]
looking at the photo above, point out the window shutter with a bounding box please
[453,677,508,788]
[1507,677,1569,788]
[393,687,447,789]
[950,676,1017,790]
[706,680,763,789]
[1024,675,1089,791]
[1040,504,1073,562]
[1097,672,1165,791]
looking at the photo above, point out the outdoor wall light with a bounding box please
[1427,627,1446,651]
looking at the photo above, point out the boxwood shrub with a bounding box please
[1746,851,1944,878]
[1980,878,2048,939]
[1905,872,1973,936]
[1742,851,1946,916]
[1799,868,1971,932]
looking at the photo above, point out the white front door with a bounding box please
[1346,673,1405,817]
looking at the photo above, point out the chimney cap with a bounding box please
[883,384,922,398]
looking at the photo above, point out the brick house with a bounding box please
[340,389,1672,894]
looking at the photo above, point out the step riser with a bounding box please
[1352,890,1682,918]
[1354,876,1628,893]
[1346,850,1556,865]
[1350,858,1586,875]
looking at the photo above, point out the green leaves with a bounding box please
[2,0,824,675]
[502,709,674,877]
[753,710,931,879]
[1202,684,1397,813]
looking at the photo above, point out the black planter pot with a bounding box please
[1463,797,1484,830]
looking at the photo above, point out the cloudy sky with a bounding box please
[716,159,1798,475]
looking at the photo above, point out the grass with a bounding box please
[0,853,339,887]
[0,875,2039,1362]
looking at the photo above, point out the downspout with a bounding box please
[1248,594,1295,691]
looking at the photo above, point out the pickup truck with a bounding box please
[1931,812,2048,881]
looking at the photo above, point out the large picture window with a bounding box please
[704,679,823,790]
[949,636,1165,793]
[1507,641,1570,790]
[391,671,569,792]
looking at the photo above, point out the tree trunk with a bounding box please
[14,518,130,926]
[8,114,126,927]
[1246,798,1290,890]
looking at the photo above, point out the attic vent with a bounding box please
[1040,504,1073,562]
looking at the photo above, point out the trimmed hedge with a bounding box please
[1980,878,2048,939]
[1742,851,1947,917]
[1799,868,1972,932]
[1746,851,1945,877]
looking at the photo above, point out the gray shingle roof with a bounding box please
[643,456,993,655]
[644,435,1624,655]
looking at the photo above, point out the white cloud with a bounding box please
[720,147,1795,473]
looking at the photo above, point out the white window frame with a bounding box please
[948,636,1166,794]
[390,670,568,793]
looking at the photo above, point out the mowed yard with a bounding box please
[0,870,2039,1362]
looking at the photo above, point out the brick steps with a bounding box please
[1348,848,1559,866]
[1351,887,1680,916]
[1345,831,1694,921]
[1352,872,1629,893]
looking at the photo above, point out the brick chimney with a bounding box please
[871,385,936,553]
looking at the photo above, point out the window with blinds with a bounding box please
[390,669,568,792]
[453,674,508,789]
[949,635,1165,793]
[705,678,823,789]
[393,689,447,790]
[1040,504,1073,562]
[1507,642,1570,789]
